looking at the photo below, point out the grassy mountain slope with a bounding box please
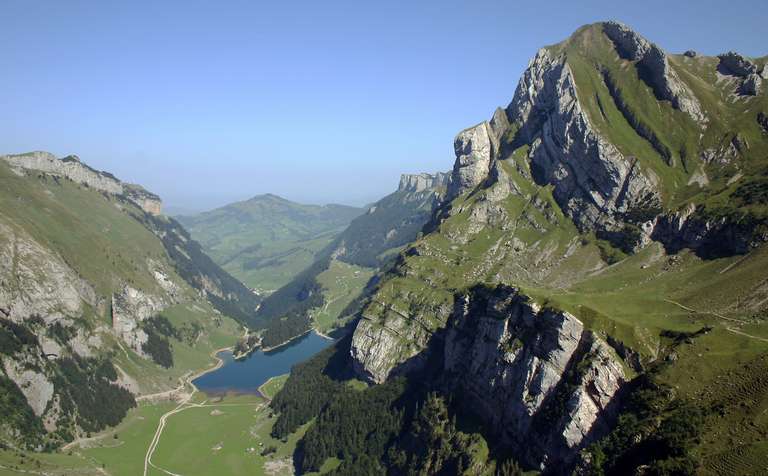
[0,155,248,450]
[177,194,363,293]
[255,174,447,347]
[267,23,768,475]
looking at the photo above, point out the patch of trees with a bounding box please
[0,318,40,356]
[0,376,46,448]
[385,393,489,476]
[142,329,173,368]
[270,344,347,438]
[256,258,329,348]
[586,375,703,475]
[46,322,77,346]
[269,339,497,475]
[140,316,177,368]
[55,356,136,434]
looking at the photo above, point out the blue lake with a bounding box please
[193,331,334,395]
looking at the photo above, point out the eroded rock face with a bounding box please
[111,285,165,354]
[603,21,706,122]
[398,172,449,194]
[740,74,762,96]
[1,152,162,215]
[718,51,759,77]
[447,122,496,200]
[507,48,661,232]
[351,286,626,471]
[0,222,94,322]
[441,286,624,469]
[2,359,54,417]
[651,204,768,257]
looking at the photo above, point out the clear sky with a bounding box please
[2,1,766,211]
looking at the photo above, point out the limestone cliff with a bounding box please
[349,21,768,472]
[1,151,162,215]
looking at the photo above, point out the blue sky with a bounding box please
[2,1,766,210]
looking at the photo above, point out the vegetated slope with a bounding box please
[0,152,248,450]
[177,193,363,292]
[268,22,768,475]
[255,173,448,348]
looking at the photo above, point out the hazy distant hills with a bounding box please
[177,194,363,293]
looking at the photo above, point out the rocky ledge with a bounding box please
[1,151,162,215]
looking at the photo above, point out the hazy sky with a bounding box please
[2,1,766,211]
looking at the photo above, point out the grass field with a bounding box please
[259,374,289,400]
[310,260,375,332]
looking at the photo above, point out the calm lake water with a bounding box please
[193,331,334,395]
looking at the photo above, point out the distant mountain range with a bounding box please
[177,194,363,293]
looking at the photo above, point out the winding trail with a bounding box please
[143,346,232,476]
[663,298,768,343]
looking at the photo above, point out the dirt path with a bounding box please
[664,298,768,344]
[663,298,746,324]
[143,346,232,476]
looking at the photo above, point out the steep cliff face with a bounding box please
[349,21,768,472]
[442,286,624,469]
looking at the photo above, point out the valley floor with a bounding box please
[0,367,308,476]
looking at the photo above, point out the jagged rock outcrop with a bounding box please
[740,74,762,96]
[442,286,625,469]
[718,51,758,77]
[717,52,764,96]
[111,285,165,354]
[651,204,768,258]
[351,285,626,471]
[1,152,162,215]
[446,122,497,200]
[506,47,662,232]
[398,172,449,194]
[603,21,706,122]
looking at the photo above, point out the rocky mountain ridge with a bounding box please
[345,21,768,473]
[2,151,162,216]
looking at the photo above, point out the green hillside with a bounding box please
[255,174,447,347]
[0,154,248,451]
[265,22,768,475]
[177,194,363,293]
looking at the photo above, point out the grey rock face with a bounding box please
[442,286,625,469]
[446,122,496,200]
[718,51,758,77]
[1,152,162,215]
[0,222,93,323]
[507,48,661,231]
[398,172,449,194]
[740,74,762,96]
[2,359,54,417]
[651,203,768,257]
[111,285,165,355]
[603,21,706,122]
